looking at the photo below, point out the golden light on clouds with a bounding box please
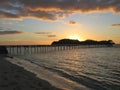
[0,0,120,45]
[0,0,119,21]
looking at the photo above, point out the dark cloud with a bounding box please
[0,0,120,20]
[35,32,52,34]
[66,20,76,24]
[0,30,24,35]
[112,24,120,26]
[111,24,120,28]
[47,35,56,37]
[34,32,56,37]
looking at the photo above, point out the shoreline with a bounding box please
[5,55,89,90]
[0,55,61,90]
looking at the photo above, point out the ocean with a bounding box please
[8,47,120,90]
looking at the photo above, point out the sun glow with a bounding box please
[68,34,81,40]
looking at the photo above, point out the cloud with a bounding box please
[35,32,52,34]
[47,35,56,37]
[0,30,24,35]
[66,20,76,25]
[0,0,120,21]
[34,32,56,37]
[111,24,120,28]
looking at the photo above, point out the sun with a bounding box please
[68,34,80,40]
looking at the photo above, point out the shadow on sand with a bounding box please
[0,56,61,90]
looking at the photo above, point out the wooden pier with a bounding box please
[1,44,114,55]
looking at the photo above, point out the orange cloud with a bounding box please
[47,35,56,37]
[0,0,120,20]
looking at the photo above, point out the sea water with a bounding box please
[9,47,120,90]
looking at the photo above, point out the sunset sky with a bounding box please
[0,0,120,45]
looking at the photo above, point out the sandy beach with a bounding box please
[0,55,61,90]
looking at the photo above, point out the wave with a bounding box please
[20,56,119,90]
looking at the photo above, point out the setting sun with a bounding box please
[68,34,80,40]
[0,1,119,90]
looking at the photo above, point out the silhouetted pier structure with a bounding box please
[3,44,114,55]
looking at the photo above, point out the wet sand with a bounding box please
[0,55,61,90]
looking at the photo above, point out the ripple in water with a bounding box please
[17,48,120,90]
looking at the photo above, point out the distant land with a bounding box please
[51,39,115,46]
